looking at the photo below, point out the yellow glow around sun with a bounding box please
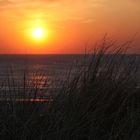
[24,18,51,44]
[32,28,44,39]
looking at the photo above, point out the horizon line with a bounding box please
[0,53,140,55]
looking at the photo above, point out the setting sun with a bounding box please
[32,27,45,39]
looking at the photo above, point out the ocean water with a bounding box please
[0,55,85,99]
[0,54,139,100]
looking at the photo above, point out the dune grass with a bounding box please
[0,40,140,139]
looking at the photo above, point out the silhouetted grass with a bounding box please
[0,40,140,140]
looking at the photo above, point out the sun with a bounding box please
[25,19,50,43]
[32,28,44,39]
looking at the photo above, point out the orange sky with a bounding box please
[0,0,140,54]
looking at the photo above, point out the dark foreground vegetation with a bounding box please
[0,40,140,140]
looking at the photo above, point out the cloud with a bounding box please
[0,0,12,5]
[0,0,109,25]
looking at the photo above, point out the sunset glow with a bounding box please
[0,0,140,54]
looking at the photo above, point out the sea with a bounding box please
[0,55,86,100]
[0,54,140,101]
